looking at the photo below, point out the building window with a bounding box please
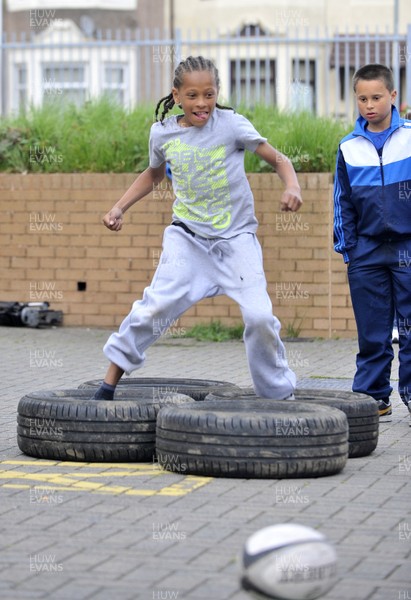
[290,59,316,111]
[42,64,87,106]
[15,64,28,112]
[103,63,128,106]
[230,59,276,106]
[238,24,267,37]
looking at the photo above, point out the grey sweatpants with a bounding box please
[104,225,296,399]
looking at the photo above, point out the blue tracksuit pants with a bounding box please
[347,239,411,404]
[103,225,296,399]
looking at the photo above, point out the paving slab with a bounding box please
[0,326,410,600]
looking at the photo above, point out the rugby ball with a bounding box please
[242,524,338,599]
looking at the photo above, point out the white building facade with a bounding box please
[1,0,411,119]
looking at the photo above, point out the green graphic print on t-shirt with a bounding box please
[162,138,232,230]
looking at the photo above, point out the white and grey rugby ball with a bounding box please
[242,523,338,600]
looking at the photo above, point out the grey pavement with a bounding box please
[0,326,410,600]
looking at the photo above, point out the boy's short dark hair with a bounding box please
[352,63,395,92]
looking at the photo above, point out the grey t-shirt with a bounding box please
[149,108,267,238]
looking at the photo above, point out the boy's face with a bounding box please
[355,78,397,132]
[172,70,218,128]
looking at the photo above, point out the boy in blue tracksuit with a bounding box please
[334,63,411,424]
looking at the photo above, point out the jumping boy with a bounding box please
[334,63,411,424]
[93,56,302,402]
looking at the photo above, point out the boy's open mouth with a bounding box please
[193,111,209,121]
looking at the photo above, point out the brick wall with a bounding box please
[0,173,356,338]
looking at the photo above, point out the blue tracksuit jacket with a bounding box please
[333,106,411,263]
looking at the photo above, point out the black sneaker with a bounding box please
[376,398,392,421]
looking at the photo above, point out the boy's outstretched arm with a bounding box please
[254,142,302,212]
[103,164,166,231]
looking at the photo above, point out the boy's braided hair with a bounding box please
[155,55,233,124]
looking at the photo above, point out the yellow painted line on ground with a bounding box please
[154,476,212,496]
[3,483,84,492]
[64,470,160,477]
[1,460,160,469]
[2,483,33,490]
[1,482,211,496]
[0,466,175,478]
[0,469,161,478]
[0,470,106,488]
[1,460,62,467]
[0,461,212,497]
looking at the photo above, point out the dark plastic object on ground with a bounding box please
[0,301,63,327]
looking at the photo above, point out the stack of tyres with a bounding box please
[205,387,379,458]
[78,377,242,401]
[155,399,349,478]
[17,380,371,479]
[16,379,241,462]
[17,389,195,462]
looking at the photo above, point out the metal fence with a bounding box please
[1,21,411,121]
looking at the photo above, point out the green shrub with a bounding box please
[243,106,352,173]
[0,99,352,173]
[0,98,153,173]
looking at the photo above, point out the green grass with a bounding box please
[182,320,244,342]
[283,320,302,339]
[0,98,352,173]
